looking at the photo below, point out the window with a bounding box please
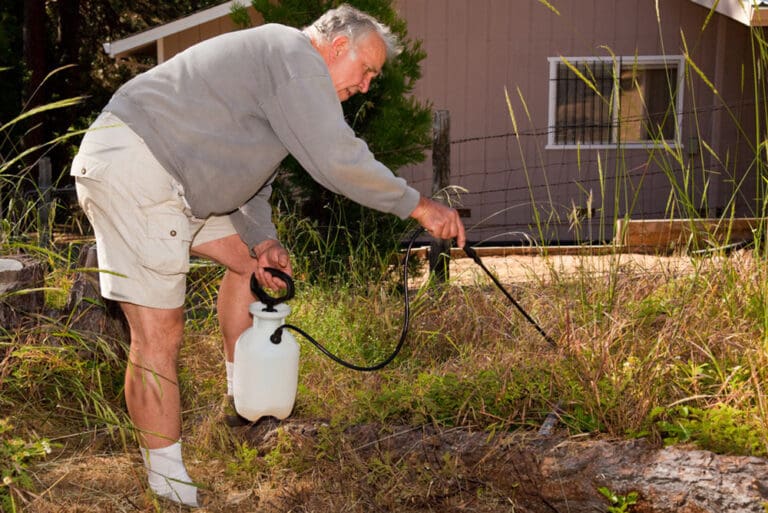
[547,56,684,148]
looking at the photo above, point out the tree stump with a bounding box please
[0,255,46,330]
[64,243,129,353]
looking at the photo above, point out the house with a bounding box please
[102,0,263,64]
[102,0,766,245]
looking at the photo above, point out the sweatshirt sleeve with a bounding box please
[259,74,421,220]
[229,183,278,250]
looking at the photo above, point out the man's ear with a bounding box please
[330,35,350,59]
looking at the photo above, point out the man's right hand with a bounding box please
[409,196,467,248]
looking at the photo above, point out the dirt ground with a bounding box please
[27,416,768,512]
[413,250,695,287]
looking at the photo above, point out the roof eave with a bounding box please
[103,0,247,57]
[688,0,755,26]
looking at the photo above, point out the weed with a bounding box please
[651,404,767,456]
[598,486,639,513]
[227,441,264,478]
[0,419,57,512]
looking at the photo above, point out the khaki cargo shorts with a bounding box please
[71,111,237,308]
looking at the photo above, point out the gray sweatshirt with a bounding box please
[104,23,420,249]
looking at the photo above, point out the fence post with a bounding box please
[39,157,52,248]
[429,110,451,282]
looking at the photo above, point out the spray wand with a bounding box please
[263,228,556,365]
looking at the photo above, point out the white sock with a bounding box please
[226,361,234,397]
[141,441,199,507]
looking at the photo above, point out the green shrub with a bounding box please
[651,404,767,456]
[0,419,56,512]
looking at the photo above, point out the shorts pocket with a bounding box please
[70,153,109,182]
[139,208,192,275]
[70,152,113,219]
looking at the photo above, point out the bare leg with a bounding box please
[120,302,185,449]
[192,234,258,362]
[216,269,254,361]
[120,302,199,506]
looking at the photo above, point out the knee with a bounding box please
[122,305,185,361]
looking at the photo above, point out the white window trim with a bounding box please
[546,55,685,150]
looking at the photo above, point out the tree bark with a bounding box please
[64,243,129,355]
[237,420,768,513]
[0,255,45,329]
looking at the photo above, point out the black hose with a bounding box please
[272,228,423,372]
[274,228,556,370]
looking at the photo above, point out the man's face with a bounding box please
[326,32,386,101]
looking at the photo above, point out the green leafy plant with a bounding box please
[0,419,57,512]
[226,441,264,479]
[598,486,639,513]
[651,404,767,456]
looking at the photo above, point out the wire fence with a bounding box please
[403,97,759,245]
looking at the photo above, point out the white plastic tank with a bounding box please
[233,301,299,422]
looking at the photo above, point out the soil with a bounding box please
[27,416,768,512]
[414,251,695,288]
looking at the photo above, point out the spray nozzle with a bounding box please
[250,268,295,312]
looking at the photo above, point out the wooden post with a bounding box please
[38,157,52,248]
[429,110,451,282]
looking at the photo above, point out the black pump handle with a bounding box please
[250,267,295,311]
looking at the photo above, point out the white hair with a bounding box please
[303,4,402,60]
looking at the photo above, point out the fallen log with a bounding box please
[236,420,768,513]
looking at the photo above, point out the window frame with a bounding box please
[546,55,685,150]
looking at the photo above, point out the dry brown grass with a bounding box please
[6,249,768,511]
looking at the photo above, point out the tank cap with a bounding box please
[250,268,295,312]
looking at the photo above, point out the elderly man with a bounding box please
[71,4,465,507]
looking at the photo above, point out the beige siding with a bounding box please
[396,0,756,244]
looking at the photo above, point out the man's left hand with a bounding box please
[252,239,292,290]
